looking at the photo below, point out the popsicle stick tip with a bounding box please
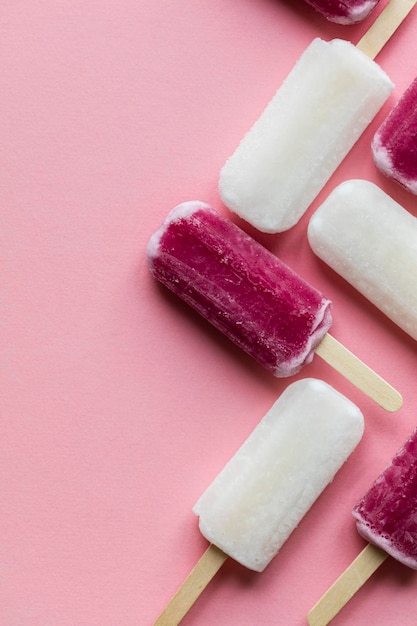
[153,545,227,626]
[385,389,403,412]
[307,544,388,625]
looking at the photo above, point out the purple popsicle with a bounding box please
[372,76,417,194]
[147,201,332,377]
[353,428,417,569]
[308,428,417,624]
[147,201,401,409]
[303,0,380,24]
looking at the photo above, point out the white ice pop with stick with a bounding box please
[308,427,417,625]
[147,202,402,410]
[154,378,364,625]
[219,0,417,233]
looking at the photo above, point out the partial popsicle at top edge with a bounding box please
[155,378,365,625]
[147,201,402,411]
[218,0,417,233]
[308,427,417,625]
[307,179,417,342]
[372,75,417,194]
[302,0,380,24]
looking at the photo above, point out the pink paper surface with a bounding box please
[2,1,417,624]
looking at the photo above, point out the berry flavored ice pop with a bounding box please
[308,428,417,625]
[372,76,417,194]
[154,378,365,625]
[308,179,417,341]
[218,0,417,233]
[147,201,401,410]
[303,0,380,23]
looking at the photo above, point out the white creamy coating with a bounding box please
[146,200,210,263]
[372,138,417,196]
[193,378,364,572]
[308,180,417,341]
[218,38,393,233]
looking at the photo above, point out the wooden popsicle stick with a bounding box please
[357,0,417,60]
[315,333,402,412]
[154,544,228,626]
[307,543,388,625]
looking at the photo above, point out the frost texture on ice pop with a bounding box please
[372,76,417,194]
[147,202,332,377]
[218,38,393,233]
[308,180,417,341]
[194,378,364,572]
[353,428,417,570]
[304,0,380,24]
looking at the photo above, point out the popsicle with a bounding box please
[218,0,417,233]
[372,75,417,194]
[307,179,417,341]
[308,428,417,625]
[155,378,365,625]
[147,201,401,410]
[303,0,380,23]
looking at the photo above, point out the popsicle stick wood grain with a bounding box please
[315,334,402,412]
[307,544,388,625]
[154,545,227,626]
[357,0,417,60]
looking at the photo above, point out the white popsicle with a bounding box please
[194,378,364,572]
[218,0,417,233]
[218,38,393,233]
[155,379,364,624]
[307,179,417,341]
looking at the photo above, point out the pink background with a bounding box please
[2,1,417,624]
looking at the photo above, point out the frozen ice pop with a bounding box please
[218,0,417,233]
[147,201,401,410]
[147,201,332,378]
[353,429,417,569]
[372,76,417,194]
[218,37,392,233]
[307,179,417,341]
[303,0,380,23]
[155,378,365,625]
[308,428,417,625]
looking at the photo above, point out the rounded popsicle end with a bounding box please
[146,201,212,268]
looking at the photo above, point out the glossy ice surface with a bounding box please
[304,0,379,23]
[308,180,417,341]
[353,429,417,569]
[372,76,417,194]
[218,38,393,233]
[147,202,332,376]
[194,378,364,571]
